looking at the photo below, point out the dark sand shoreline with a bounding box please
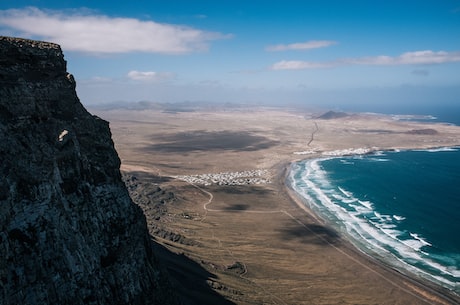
[282,159,460,305]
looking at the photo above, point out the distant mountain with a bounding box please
[0,37,178,305]
[316,110,350,119]
[88,100,249,112]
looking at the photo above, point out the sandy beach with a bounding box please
[94,106,460,305]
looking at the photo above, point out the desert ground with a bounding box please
[93,106,460,305]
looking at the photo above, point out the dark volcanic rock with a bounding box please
[0,37,177,305]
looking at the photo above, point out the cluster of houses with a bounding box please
[174,169,270,186]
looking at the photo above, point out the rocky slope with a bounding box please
[0,36,177,305]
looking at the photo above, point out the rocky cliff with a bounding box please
[0,36,177,305]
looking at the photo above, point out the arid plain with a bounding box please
[93,106,460,305]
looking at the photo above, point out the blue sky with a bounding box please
[1,0,460,112]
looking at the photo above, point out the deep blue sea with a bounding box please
[289,148,460,292]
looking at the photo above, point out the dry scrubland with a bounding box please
[94,107,460,305]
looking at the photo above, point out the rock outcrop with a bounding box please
[0,37,177,304]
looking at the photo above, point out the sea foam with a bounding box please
[289,155,460,292]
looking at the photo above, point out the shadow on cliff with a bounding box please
[123,170,173,184]
[122,170,235,303]
[150,239,236,305]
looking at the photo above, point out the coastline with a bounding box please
[96,107,460,304]
[282,158,460,305]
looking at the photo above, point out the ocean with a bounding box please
[289,147,460,293]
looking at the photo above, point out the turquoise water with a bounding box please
[289,148,460,293]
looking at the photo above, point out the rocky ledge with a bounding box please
[0,37,177,305]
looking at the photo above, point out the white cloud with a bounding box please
[127,70,175,82]
[350,50,460,65]
[271,60,335,70]
[0,7,229,54]
[271,50,460,70]
[266,40,337,52]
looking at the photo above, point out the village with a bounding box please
[174,169,271,186]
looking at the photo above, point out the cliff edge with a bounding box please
[0,36,177,304]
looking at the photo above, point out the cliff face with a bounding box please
[0,37,177,304]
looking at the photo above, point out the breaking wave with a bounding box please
[289,154,460,292]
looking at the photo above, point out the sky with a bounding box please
[1,0,460,112]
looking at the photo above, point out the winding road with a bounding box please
[307,121,319,146]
